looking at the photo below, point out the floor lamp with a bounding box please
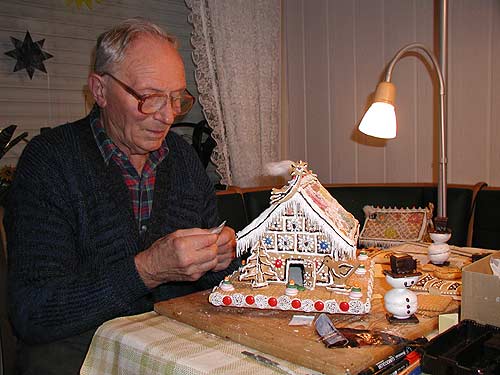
[358,42,449,234]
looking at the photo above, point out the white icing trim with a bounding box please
[236,194,357,259]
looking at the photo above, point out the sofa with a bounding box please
[217,182,500,250]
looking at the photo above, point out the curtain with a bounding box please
[186,0,281,187]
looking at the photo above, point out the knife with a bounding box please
[241,350,300,375]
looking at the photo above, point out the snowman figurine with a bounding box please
[383,254,421,324]
[428,231,452,265]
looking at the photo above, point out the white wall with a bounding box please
[284,0,500,186]
[0,0,202,167]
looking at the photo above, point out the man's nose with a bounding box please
[153,100,175,125]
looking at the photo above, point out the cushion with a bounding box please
[359,204,434,248]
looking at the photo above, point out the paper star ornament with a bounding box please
[4,31,53,80]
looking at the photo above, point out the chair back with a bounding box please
[171,120,216,168]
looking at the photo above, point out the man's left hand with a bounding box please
[213,225,236,271]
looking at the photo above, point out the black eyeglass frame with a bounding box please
[100,72,195,116]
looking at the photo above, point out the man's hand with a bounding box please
[135,228,218,289]
[134,226,236,289]
[213,226,236,272]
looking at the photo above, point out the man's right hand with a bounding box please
[134,228,219,289]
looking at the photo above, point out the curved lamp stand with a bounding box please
[358,43,449,233]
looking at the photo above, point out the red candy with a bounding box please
[245,295,255,305]
[339,301,349,312]
[268,297,278,307]
[314,301,324,311]
[222,296,232,306]
[291,299,301,309]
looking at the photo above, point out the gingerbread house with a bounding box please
[209,161,375,314]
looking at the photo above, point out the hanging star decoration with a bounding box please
[4,31,53,80]
[65,0,102,10]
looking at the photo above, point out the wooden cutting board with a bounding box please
[154,278,458,375]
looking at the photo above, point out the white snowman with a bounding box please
[383,254,421,322]
[384,273,420,319]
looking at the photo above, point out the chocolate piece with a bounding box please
[433,216,449,233]
[386,313,419,324]
[390,254,417,274]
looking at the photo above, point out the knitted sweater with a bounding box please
[5,114,234,344]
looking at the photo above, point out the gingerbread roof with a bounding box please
[236,161,360,260]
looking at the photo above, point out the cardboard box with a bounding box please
[461,252,500,327]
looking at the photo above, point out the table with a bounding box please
[80,311,320,375]
[81,244,487,375]
[153,284,457,374]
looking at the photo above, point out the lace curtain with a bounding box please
[186,0,281,187]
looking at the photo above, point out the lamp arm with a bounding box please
[384,43,445,97]
[385,42,448,222]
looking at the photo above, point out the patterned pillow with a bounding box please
[359,203,434,248]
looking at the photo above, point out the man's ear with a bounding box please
[88,73,107,107]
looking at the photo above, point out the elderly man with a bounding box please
[5,18,237,374]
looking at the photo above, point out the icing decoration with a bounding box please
[359,204,434,248]
[285,279,300,296]
[349,286,363,300]
[355,264,367,275]
[358,251,369,261]
[219,276,235,292]
[314,301,324,311]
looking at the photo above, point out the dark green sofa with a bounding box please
[217,183,496,248]
[471,186,500,249]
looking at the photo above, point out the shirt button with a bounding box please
[140,225,147,233]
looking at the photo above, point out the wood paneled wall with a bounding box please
[284,0,500,186]
[0,0,202,167]
[3,1,499,187]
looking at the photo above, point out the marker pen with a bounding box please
[356,337,427,375]
[357,346,413,375]
[379,351,421,375]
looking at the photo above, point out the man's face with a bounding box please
[101,35,187,159]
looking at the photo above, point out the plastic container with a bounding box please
[421,319,500,375]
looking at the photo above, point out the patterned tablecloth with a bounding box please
[80,311,322,375]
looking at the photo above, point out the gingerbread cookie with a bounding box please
[421,263,462,280]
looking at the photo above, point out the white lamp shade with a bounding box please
[358,102,397,139]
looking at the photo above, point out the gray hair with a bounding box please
[93,17,178,74]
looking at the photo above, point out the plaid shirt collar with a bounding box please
[89,106,168,167]
[89,106,168,226]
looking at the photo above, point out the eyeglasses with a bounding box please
[101,72,195,116]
